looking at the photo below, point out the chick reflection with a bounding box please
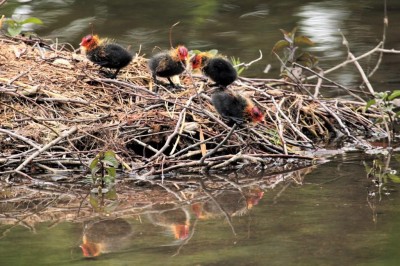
[147,204,191,241]
[192,187,264,220]
[80,218,133,257]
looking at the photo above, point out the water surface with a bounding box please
[1,152,400,265]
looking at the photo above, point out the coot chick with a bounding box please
[191,52,237,88]
[211,88,264,125]
[148,45,189,88]
[80,34,133,79]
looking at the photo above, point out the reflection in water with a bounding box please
[3,157,400,264]
[297,1,350,57]
[296,1,360,89]
[80,218,133,257]
[147,204,191,242]
[0,157,396,264]
[191,188,264,220]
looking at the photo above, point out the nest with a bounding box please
[0,35,387,179]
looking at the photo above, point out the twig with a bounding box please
[306,42,383,80]
[131,138,160,154]
[169,132,224,158]
[38,97,91,105]
[234,50,263,68]
[148,94,197,161]
[369,0,388,77]
[348,52,375,94]
[1,102,59,136]
[200,124,237,164]
[294,63,366,102]
[274,99,288,154]
[210,152,243,169]
[376,48,400,54]
[7,67,34,85]
[339,31,374,94]
[199,180,237,236]
[170,106,187,155]
[14,126,77,172]
[169,21,180,49]
[269,95,313,144]
[313,67,323,98]
[96,78,159,97]
[0,128,41,150]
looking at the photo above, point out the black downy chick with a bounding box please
[191,52,237,88]
[80,34,133,79]
[211,88,265,125]
[148,45,189,88]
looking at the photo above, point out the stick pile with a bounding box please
[0,36,387,179]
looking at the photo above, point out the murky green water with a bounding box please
[1,152,400,265]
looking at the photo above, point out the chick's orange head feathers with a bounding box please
[79,34,99,49]
[176,45,188,60]
[250,106,265,123]
[245,104,265,123]
[190,54,202,70]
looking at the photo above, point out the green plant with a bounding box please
[2,16,43,37]
[365,90,400,138]
[89,150,119,194]
[230,56,245,75]
[366,90,400,114]
[272,27,317,78]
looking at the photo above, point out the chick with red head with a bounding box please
[211,88,265,125]
[191,52,237,88]
[148,45,189,88]
[79,34,133,79]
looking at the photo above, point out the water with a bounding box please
[1,152,400,265]
[2,0,400,93]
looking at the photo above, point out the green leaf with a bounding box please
[105,187,118,200]
[7,25,22,37]
[387,173,400,183]
[376,92,388,100]
[279,28,290,36]
[89,156,100,170]
[388,90,400,101]
[296,52,319,68]
[4,19,17,27]
[21,17,43,25]
[104,150,119,168]
[104,200,119,213]
[208,49,218,56]
[106,167,117,179]
[272,39,290,53]
[365,99,376,111]
[395,110,400,117]
[90,166,100,181]
[190,50,202,55]
[89,194,99,208]
[294,36,314,47]
[279,28,293,43]
[289,27,298,38]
